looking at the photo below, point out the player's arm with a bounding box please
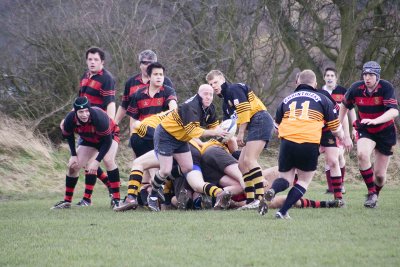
[361,108,399,125]
[106,102,116,119]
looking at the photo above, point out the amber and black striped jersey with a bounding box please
[200,139,229,154]
[322,85,347,104]
[126,85,177,121]
[120,73,173,109]
[342,79,398,134]
[79,69,115,110]
[318,89,340,133]
[132,110,173,140]
[220,82,267,125]
[161,94,219,142]
[276,84,340,144]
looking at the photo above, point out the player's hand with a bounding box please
[86,160,100,175]
[67,156,79,169]
[343,136,353,153]
[236,131,245,147]
[214,126,229,138]
[360,118,377,125]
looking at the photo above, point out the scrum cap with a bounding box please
[73,96,91,112]
[362,61,381,80]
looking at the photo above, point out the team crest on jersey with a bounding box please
[205,114,210,121]
[374,97,381,104]
[90,81,96,87]
[328,139,335,145]
[233,99,239,105]
[157,99,162,105]
[228,100,233,107]
[144,101,149,106]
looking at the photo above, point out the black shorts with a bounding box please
[154,125,190,156]
[130,133,154,157]
[278,139,320,172]
[246,111,274,142]
[201,146,238,184]
[320,131,337,147]
[358,125,397,156]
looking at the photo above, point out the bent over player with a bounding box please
[52,97,121,209]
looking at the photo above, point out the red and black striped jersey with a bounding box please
[79,69,116,110]
[62,107,117,144]
[342,79,398,133]
[220,82,267,125]
[276,85,340,144]
[161,94,219,142]
[322,85,347,104]
[120,73,173,109]
[126,85,177,121]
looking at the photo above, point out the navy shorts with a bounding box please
[154,125,190,156]
[320,131,337,147]
[201,146,237,184]
[246,111,274,142]
[278,139,320,172]
[130,133,154,157]
[358,125,397,156]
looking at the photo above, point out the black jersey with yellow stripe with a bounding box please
[276,84,340,144]
[132,110,173,139]
[161,94,219,142]
[220,82,266,125]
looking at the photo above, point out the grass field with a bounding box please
[1,185,399,267]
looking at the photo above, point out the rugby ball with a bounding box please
[219,119,237,143]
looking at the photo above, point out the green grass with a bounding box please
[1,185,399,267]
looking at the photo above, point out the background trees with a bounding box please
[0,0,399,142]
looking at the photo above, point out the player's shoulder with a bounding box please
[102,68,115,80]
[379,79,394,89]
[348,80,364,90]
[334,85,347,93]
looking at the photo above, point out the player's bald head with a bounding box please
[198,84,213,93]
[297,70,317,88]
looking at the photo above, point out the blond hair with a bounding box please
[298,70,317,87]
[206,70,225,81]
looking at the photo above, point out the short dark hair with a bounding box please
[324,67,337,77]
[86,46,105,61]
[147,62,165,76]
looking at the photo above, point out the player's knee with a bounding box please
[103,158,117,170]
[357,151,370,164]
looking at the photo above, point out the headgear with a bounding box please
[362,61,381,80]
[73,97,91,112]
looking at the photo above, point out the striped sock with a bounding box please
[97,167,110,188]
[243,173,255,204]
[127,170,143,198]
[202,183,222,197]
[300,198,321,208]
[360,167,376,194]
[251,167,264,200]
[150,171,166,196]
[107,168,121,200]
[64,175,78,202]
[331,175,343,199]
[83,172,96,202]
